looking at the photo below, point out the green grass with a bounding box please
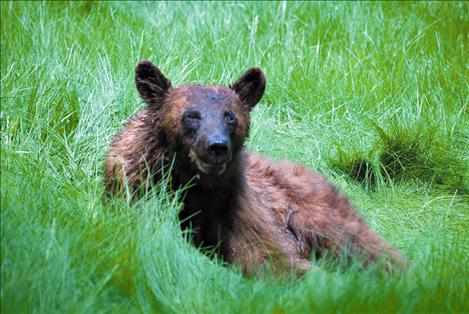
[1,1,468,313]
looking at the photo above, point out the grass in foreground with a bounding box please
[1,2,468,313]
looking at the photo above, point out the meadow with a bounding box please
[1,2,468,313]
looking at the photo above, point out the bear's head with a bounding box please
[135,60,265,177]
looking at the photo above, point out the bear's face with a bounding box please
[135,60,266,176]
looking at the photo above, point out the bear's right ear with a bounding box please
[135,60,172,107]
[230,67,266,112]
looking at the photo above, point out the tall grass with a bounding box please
[1,2,468,313]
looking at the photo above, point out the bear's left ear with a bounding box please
[230,67,266,111]
[135,60,172,107]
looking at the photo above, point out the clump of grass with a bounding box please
[375,121,467,194]
[329,148,379,188]
[330,121,468,194]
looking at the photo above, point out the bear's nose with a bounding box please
[207,136,229,160]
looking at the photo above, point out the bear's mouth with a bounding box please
[189,149,229,175]
[195,159,227,175]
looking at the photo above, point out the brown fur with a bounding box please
[105,61,405,275]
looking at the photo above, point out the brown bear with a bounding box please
[105,60,405,275]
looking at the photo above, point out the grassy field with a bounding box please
[1,1,468,313]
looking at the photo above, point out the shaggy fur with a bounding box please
[105,60,404,275]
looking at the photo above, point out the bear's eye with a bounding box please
[184,110,201,121]
[182,109,201,131]
[224,112,235,123]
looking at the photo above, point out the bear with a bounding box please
[105,60,405,275]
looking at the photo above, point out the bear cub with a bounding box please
[105,60,404,275]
